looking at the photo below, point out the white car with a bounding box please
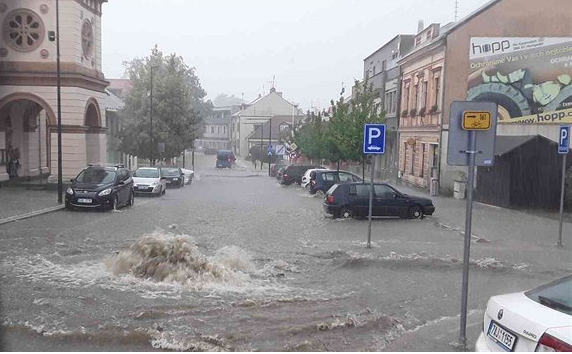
[476,275,572,352]
[181,168,194,185]
[132,167,167,196]
[301,168,330,188]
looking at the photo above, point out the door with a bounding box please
[385,185,409,216]
[373,184,395,216]
[118,170,130,205]
[348,184,372,217]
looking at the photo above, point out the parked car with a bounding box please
[161,166,185,188]
[301,168,330,188]
[475,275,572,352]
[276,165,288,183]
[216,150,236,168]
[181,168,194,185]
[279,164,324,185]
[132,167,167,196]
[323,182,435,219]
[309,170,362,194]
[65,164,134,211]
[270,162,289,177]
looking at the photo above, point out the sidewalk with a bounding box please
[0,186,64,225]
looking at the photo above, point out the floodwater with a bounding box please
[1,154,570,351]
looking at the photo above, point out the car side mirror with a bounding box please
[118,181,125,186]
[160,177,167,180]
[70,178,75,182]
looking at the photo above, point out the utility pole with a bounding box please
[268,117,272,176]
[56,0,63,204]
[149,65,155,166]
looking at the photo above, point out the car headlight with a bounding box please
[98,188,112,196]
[66,187,74,194]
[151,181,159,186]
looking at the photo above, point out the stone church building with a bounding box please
[0,0,108,183]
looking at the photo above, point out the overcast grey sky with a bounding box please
[102,0,490,111]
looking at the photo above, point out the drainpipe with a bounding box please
[437,38,447,195]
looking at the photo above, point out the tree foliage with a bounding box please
[118,46,212,161]
[292,78,384,165]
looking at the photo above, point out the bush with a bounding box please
[409,108,417,117]
[401,109,409,117]
[418,107,426,117]
[430,105,438,114]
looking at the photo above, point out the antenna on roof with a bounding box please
[454,0,459,21]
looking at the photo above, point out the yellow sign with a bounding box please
[462,111,491,130]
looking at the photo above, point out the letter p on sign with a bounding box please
[559,126,570,154]
[363,124,386,154]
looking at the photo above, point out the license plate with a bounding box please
[487,320,516,351]
[77,198,92,204]
[172,178,178,181]
[136,186,147,190]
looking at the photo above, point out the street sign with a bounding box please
[289,151,297,159]
[559,126,570,154]
[290,142,298,151]
[462,111,491,130]
[275,144,286,155]
[267,144,273,156]
[363,124,386,154]
[447,101,498,166]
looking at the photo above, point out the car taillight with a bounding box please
[536,333,572,352]
[327,195,334,204]
[284,174,288,177]
[228,158,231,162]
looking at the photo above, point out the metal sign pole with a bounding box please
[367,156,375,248]
[558,154,566,247]
[460,129,477,348]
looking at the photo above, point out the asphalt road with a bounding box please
[0,153,569,351]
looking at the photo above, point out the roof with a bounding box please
[495,135,556,156]
[104,89,125,111]
[363,34,415,61]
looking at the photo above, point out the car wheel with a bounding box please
[408,205,423,219]
[127,190,134,206]
[188,176,193,185]
[340,207,353,219]
[315,189,325,197]
[111,195,119,211]
[65,201,73,211]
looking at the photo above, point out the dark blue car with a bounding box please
[216,150,236,168]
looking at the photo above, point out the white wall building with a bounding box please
[0,0,108,182]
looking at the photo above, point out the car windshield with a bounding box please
[75,169,116,184]
[161,168,180,175]
[133,169,159,178]
[525,275,572,316]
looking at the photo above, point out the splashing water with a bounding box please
[105,231,259,290]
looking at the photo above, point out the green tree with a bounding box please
[118,46,212,163]
[328,79,385,174]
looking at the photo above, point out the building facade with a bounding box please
[0,0,108,182]
[230,88,303,157]
[195,105,240,151]
[439,0,572,194]
[363,34,415,181]
[398,23,449,189]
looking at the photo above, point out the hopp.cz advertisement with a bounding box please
[467,37,572,125]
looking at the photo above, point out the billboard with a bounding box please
[467,37,572,125]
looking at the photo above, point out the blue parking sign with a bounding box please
[559,126,570,154]
[363,124,386,154]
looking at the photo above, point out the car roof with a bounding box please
[137,167,159,170]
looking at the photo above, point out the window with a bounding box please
[410,144,415,175]
[223,126,226,134]
[338,172,354,182]
[322,172,336,182]
[210,126,214,134]
[413,85,418,110]
[373,66,376,75]
[421,81,428,110]
[349,184,371,197]
[420,143,425,178]
[81,19,94,59]
[4,9,45,52]
[403,84,410,111]
[217,126,220,134]
[402,142,408,172]
[385,90,397,115]
[434,76,441,106]
[381,60,386,71]
[374,185,394,199]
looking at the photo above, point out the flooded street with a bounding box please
[1,154,570,351]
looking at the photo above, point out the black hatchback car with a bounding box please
[323,182,435,219]
[309,170,362,194]
[160,166,185,188]
[65,164,134,211]
[280,164,324,185]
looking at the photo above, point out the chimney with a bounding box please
[417,20,424,33]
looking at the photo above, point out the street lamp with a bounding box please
[149,65,158,166]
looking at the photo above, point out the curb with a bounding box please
[0,205,65,226]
